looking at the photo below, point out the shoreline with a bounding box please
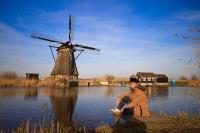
[0,78,200,88]
[1,112,200,133]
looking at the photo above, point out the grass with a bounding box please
[0,78,58,88]
[189,80,200,87]
[169,111,200,132]
[175,80,200,87]
[175,80,190,86]
[94,111,200,133]
[0,112,200,133]
[0,120,87,133]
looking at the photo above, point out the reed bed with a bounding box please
[189,80,200,87]
[0,120,88,133]
[0,78,56,88]
[0,112,200,133]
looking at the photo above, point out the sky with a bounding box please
[0,0,200,79]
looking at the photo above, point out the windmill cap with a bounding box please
[130,75,139,83]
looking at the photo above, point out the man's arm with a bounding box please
[115,92,129,107]
[125,93,143,108]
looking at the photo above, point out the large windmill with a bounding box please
[31,15,100,86]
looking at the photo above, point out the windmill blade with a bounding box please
[74,44,100,51]
[31,33,65,45]
[69,15,72,42]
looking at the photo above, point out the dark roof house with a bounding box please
[136,72,168,86]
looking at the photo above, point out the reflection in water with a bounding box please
[146,86,169,98]
[49,87,78,126]
[24,88,38,100]
[0,86,200,130]
[104,86,116,96]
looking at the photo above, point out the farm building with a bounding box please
[26,73,39,80]
[136,72,168,86]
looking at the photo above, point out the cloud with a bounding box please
[0,22,54,77]
[172,10,200,21]
[0,3,197,79]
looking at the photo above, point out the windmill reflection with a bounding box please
[49,87,78,126]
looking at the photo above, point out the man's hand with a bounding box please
[120,105,127,113]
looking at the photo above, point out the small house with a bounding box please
[136,72,168,86]
[26,73,39,80]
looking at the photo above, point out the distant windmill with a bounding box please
[31,15,100,86]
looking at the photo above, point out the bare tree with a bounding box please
[179,76,188,80]
[175,27,200,67]
[105,74,115,84]
[191,74,198,80]
[0,71,18,79]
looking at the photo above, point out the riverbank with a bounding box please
[1,112,200,133]
[95,112,200,133]
[0,78,57,87]
[1,78,200,88]
[175,80,200,87]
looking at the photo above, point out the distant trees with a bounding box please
[179,76,188,80]
[105,74,115,84]
[0,71,18,79]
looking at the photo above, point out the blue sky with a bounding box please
[0,0,200,79]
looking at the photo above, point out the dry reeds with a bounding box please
[0,78,57,88]
[189,80,200,87]
[1,120,88,133]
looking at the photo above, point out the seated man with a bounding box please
[116,76,150,117]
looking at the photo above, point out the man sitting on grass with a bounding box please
[115,76,150,117]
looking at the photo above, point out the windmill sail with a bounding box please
[31,33,65,44]
[31,15,100,87]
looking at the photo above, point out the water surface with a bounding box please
[0,86,200,129]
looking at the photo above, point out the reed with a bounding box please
[0,78,57,88]
[94,111,200,133]
[189,80,200,87]
[1,112,200,133]
[0,121,88,133]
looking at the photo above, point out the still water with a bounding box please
[0,86,200,129]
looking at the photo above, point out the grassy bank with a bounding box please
[175,80,200,87]
[1,78,200,88]
[0,78,57,87]
[0,121,87,133]
[1,112,200,133]
[95,112,200,133]
[175,80,190,86]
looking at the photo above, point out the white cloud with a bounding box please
[172,10,200,21]
[0,22,54,77]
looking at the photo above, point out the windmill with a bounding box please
[31,15,100,86]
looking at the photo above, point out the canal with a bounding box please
[0,86,200,130]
